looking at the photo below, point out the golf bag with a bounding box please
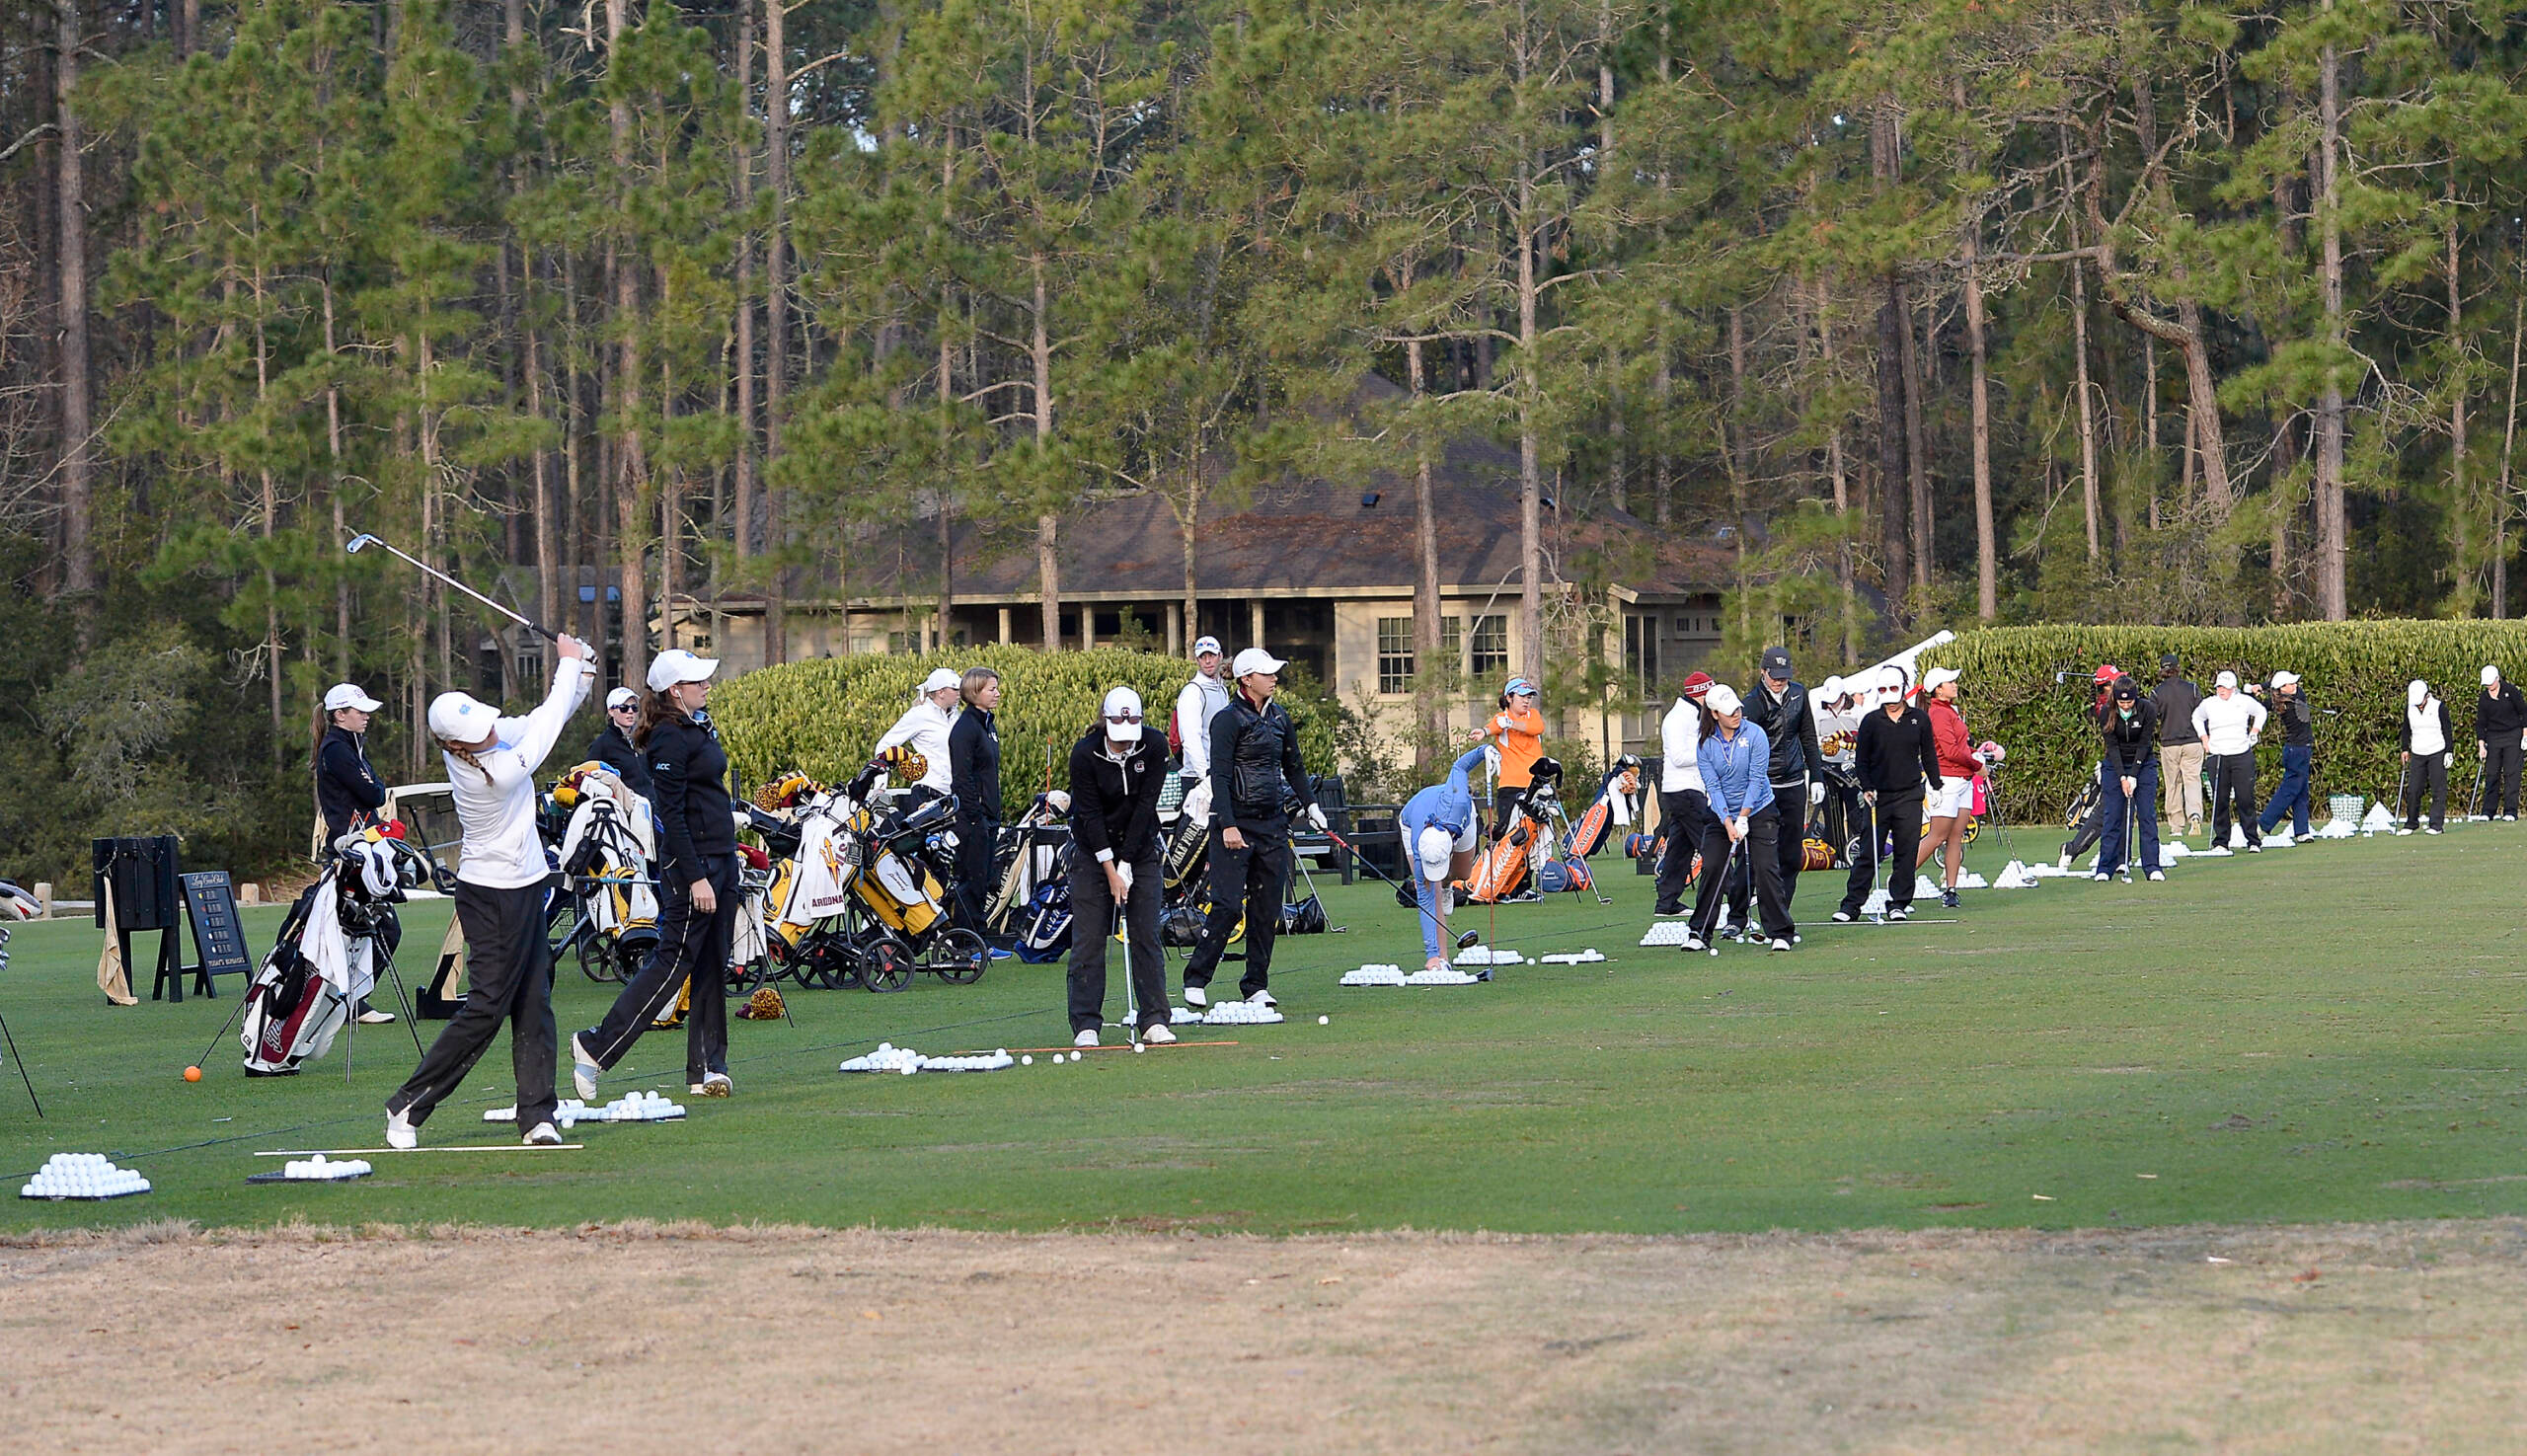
[1014,879,1073,961]
[1563,756,1642,858]
[2060,765,2107,864]
[551,764,661,983]
[1456,758,1565,904]
[988,792,1072,936]
[1534,859,1593,893]
[241,845,413,1075]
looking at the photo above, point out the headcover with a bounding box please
[877,744,930,782]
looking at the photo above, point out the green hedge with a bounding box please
[1907,623,2527,832]
[714,645,1336,799]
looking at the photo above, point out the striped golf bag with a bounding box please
[241,860,389,1076]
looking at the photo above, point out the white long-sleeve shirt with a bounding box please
[874,698,957,794]
[1174,672,1230,778]
[445,658,593,889]
[1659,697,1705,793]
[2191,692,2267,757]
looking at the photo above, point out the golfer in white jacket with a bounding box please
[874,668,962,802]
[1172,636,1232,821]
[2191,670,2268,851]
[1651,672,1716,916]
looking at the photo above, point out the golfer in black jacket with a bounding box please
[573,650,739,1100]
[1739,646,1826,922]
[585,687,652,797]
[2096,676,2164,881]
[315,682,400,1023]
[1181,648,1323,1008]
[1065,687,1174,1046]
[2477,665,2525,820]
[1840,668,1943,921]
[949,667,1003,937]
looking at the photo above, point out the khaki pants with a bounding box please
[2160,741,2206,829]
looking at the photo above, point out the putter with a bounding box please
[345,533,559,643]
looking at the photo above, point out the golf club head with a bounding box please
[345,533,380,554]
[1454,928,1481,950]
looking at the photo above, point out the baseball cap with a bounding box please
[1503,677,1538,697]
[1232,648,1286,677]
[2409,679,2430,706]
[2485,664,2501,686]
[2215,670,2238,689]
[1705,683,1743,716]
[1878,665,1907,692]
[1922,666,1960,693]
[1192,636,1222,658]
[1817,674,1844,701]
[2270,670,2299,689]
[2112,676,2140,701]
[1681,671,1715,700]
[1760,647,1791,678]
[648,650,720,693]
[1415,823,1456,881]
[1101,685,1145,740]
[2094,664,2122,684]
[916,666,963,695]
[606,686,640,711]
[426,691,498,744]
[2160,653,2179,671]
[323,683,383,714]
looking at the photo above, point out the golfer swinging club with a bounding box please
[385,634,594,1149]
[1400,746,1491,971]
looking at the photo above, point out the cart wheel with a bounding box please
[612,938,652,983]
[577,933,620,984]
[927,928,988,985]
[863,934,915,993]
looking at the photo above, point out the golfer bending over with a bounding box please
[1401,747,1490,970]
[1065,687,1174,1047]
[1181,649,1323,1008]
[573,650,738,1101]
[386,635,593,1149]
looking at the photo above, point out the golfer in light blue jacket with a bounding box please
[1687,685,1798,952]
[1399,747,1489,969]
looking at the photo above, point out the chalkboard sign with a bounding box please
[180,872,251,997]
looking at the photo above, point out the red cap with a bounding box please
[2094,664,2122,684]
[1682,672,1715,698]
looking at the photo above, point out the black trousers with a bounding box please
[2208,751,2262,848]
[1652,788,1715,912]
[581,855,736,1082]
[2405,753,2449,831]
[1491,786,1529,840]
[1730,791,1808,924]
[1839,791,1924,914]
[2488,740,2523,817]
[1067,854,1167,1034]
[1184,829,1289,999]
[1690,808,1791,940]
[389,879,557,1130]
[955,810,998,932]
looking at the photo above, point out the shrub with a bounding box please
[1915,622,2527,829]
[714,646,1336,797]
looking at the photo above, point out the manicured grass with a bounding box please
[2,826,2523,1234]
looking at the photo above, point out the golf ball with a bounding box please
[1071,1050,1083,1062]
[1318,1016,1330,1026]
[1021,1055,1034,1066]
[1133,1043,1145,1054]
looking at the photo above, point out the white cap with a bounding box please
[1922,666,1960,694]
[1416,823,1456,881]
[2271,670,2299,689]
[2409,679,2429,707]
[648,650,719,694]
[917,667,963,695]
[1705,683,1743,716]
[2485,664,2501,686]
[1192,636,1222,657]
[606,686,640,711]
[427,691,498,744]
[1817,675,1844,702]
[1101,686,1144,720]
[323,683,383,714]
[1879,664,1907,692]
[2215,670,2238,689]
[1233,648,1286,677]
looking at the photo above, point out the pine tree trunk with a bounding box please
[1727,306,1751,645]
[1957,136,1996,622]
[1900,291,1932,591]
[2316,27,2349,621]
[609,0,651,689]
[763,0,791,665]
[2073,255,2101,562]
[1033,253,1060,651]
[324,277,351,678]
[1872,106,1909,610]
[731,0,757,634]
[54,0,95,634]
[1410,336,1444,760]
[2499,290,2522,620]
[2448,180,2471,611]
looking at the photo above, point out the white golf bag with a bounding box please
[242,846,402,1075]
[557,771,660,953]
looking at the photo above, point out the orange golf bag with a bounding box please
[1455,758,1563,904]
[1564,755,1641,859]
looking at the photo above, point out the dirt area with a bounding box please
[5,1218,2524,1454]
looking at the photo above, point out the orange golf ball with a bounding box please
[183,1065,202,1082]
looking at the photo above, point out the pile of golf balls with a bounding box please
[1340,964,1409,986]
[280,1154,371,1182]
[916,1050,1016,1073]
[838,1043,1015,1074]
[1200,1000,1284,1026]
[1453,945,1524,966]
[597,1091,686,1122]
[1636,922,1700,948]
[21,1153,150,1200]
[1538,949,1606,964]
[1403,966,1483,986]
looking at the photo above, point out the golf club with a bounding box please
[2394,760,2411,832]
[0,927,40,1115]
[1689,834,1740,957]
[2467,751,2487,821]
[1319,826,1411,892]
[345,532,560,643]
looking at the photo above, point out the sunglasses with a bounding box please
[1106,713,1143,724]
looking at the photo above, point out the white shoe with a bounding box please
[571,1034,602,1103]
[1769,938,1793,952]
[357,1008,396,1025]
[1682,935,1707,953]
[1248,989,1276,1007]
[522,1121,563,1146]
[384,1108,418,1151]
[2248,842,2262,853]
[1073,1029,1100,1048]
[2394,827,2414,836]
[2147,870,2166,881]
[1182,986,1208,1009]
[2093,872,2110,881]
[1142,1024,1178,1045]
[2425,827,2443,835]
[1831,910,1854,923]
[690,1072,731,1098]
[1887,906,1909,921]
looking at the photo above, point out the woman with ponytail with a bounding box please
[382,634,594,1149]
[572,650,738,1100]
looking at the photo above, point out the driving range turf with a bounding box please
[4,825,2523,1235]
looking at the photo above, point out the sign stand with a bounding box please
[178,871,253,999]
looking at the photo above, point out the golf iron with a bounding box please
[346,532,559,643]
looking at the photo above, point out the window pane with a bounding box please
[1470,615,1507,679]
[1376,616,1414,694]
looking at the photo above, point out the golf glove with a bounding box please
[1807,781,1826,806]
[1304,804,1329,832]
[1114,862,1134,890]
